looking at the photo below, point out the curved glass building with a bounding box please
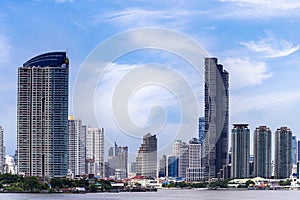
[17,52,69,177]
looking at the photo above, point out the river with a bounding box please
[0,189,299,200]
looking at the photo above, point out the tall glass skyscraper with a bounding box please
[231,124,250,179]
[275,127,292,179]
[17,52,69,177]
[203,58,229,180]
[254,126,272,178]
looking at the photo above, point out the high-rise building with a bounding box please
[199,117,205,144]
[158,155,166,177]
[254,126,272,178]
[292,136,297,164]
[186,138,202,181]
[0,126,4,173]
[86,128,104,178]
[172,140,189,178]
[275,127,292,179]
[118,146,128,179]
[231,124,250,178]
[203,58,229,180]
[167,155,178,178]
[17,52,69,177]
[68,116,87,177]
[136,133,157,178]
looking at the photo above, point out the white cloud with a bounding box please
[240,33,299,58]
[95,8,208,29]
[223,57,271,88]
[219,0,300,17]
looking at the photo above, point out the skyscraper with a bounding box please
[68,116,87,177]
[275,127,292,179]
[86,128,104,177]
[186,138,202,181]
[0,126,5,174]
[136,133,157,178]
[172,140,189,178]
[203,58,229,180]
[199,117,205,144]
[231,124,250,178]
[292,136,297,164]
[158,155,166,178]
[167,155,178,178]
[254,126,272,178]
[17,52,69,177]
[117,146,128,179]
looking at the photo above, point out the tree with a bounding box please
[23,176,41,192]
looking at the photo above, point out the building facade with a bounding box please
[275,127,292,179]
[86,128,104,177]
[136,133,157,178]
[68,116,86,177]
[186,138,202,181]
[167,155,178,178]
[17,52,69,177]
[254,126,272,178]
[231,124,250,179]
[199,117,205,144]
[0,126,4,173]
[203,57,229,180]
[292,136,297,165]
[158,155,166,178]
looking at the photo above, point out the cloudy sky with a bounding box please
[1,0,300,157]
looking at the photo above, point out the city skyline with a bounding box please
[1,1,300,157]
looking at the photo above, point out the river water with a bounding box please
[0,189,299,200]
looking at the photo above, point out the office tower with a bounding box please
[178,142,189,178]
[86,128,104,178]
[158,155,166,177]
[173,140,181,157]
[136,133,157,178]
[199,117,205,144]
[167,155,178,178]
[275,127,292,179]
[68,116,87,177]
[249,155,254,178]
[203,57,229,180]
[231,124,250,178]
[118,146,128,179]
[0,126,4,173]
[17,52,69,177]
[292,136,297,164]
[253,126,272,178]
[129,162,136,173]
[186,138,202,181]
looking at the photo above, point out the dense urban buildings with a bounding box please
[203,57,229,180]
[68,116,87,177]
[231,124,250,178]
[136,133,157,178]
[17,52,69,177]
[186,138,202,181]
[86,128,104,178]
[254,126,272,178]
[0,126,5,174]
[275,127,292,179]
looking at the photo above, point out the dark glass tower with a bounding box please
[17,52,69,177]
[203,58,229,180]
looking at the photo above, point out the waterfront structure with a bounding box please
[106,143,128,179]
[136,133,157,178]
[199,117,205,144]
[292,136,297,164]
[17,52,69,177]
[68,116,87,177]
[158,155,166,177]
[86,128,104,177]
[167,155,178,178]
[186,138,202,181]
[275,127,292,179]
[203,57,229,180]
[231,124,250,178]
[254,126,272,178]
[0,126,4,174]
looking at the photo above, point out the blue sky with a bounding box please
[1,0,300,157]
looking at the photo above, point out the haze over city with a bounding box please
[1,0,300,157]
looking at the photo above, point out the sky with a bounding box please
[1,0,300,158]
